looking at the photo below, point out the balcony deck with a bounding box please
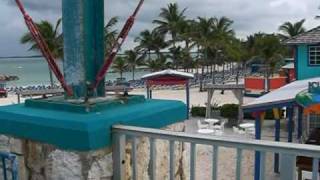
[113,120,320,180]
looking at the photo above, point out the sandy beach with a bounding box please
[0,88,292,179]
[132,87,255,107]
[0,86,254,107]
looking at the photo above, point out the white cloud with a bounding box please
[0,0,319,56]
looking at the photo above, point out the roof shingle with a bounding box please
[284,26,320,45]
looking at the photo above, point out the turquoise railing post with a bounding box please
[236,148,243,180]
[212,146,218,180]
[190,142,196,180]
[169,140,175,180]
[312,158,319,180]
[254,114,261,180]
[280,154,296,179]
[149,138,157,180]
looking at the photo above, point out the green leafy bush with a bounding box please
[191,106,206,117]
[220,104,239,119]
[191,104,284,120]
[191,106,220,117]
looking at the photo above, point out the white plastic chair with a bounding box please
[197,120,209,129]
[233,126,239,133]
[246,127,255,136]
[214,130,223,136]
[233,126,245,135]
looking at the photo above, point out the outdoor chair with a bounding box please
[247,127,255,135]
[233,126,245,135]
[197,120,209,129]
[213,121,226,132]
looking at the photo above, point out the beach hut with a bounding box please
[285,26,320,80]
[243,77,320,180]
[280,62,295,82]
[142,69,194,119]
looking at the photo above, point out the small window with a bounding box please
[309,46,320,66]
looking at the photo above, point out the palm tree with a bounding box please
[191,17,214,91]
[21,19,63,87]
[153,3,187,70]
[153,3,187,47]
[254,34,284,92]
[104,17,119,53]
[168,46,183,69]
[210,16,235,83]
[124,50,144,80]
[112,57,128,79]
[278,19,306,40]
[177,20,196,49]
[212,16,235,38]
[135,30,155,61]
[152,32,168,59]
[145,55,169,72]
[135,30,167,63]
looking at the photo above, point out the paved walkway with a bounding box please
[184,118,299,180]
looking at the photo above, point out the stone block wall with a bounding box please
[0,122,188,180]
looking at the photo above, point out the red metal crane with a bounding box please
[93,0,145,89]
[14,0,73,96]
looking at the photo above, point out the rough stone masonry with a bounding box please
[0,122,189,180]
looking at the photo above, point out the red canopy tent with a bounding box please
[142,69,194,119]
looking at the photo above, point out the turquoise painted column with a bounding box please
[62,0,105,98]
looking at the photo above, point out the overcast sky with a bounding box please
[0,0,319,56]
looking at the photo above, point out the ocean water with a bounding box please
[0,58,150,87]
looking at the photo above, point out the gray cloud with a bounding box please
[0,0,319,56]
[6,0,61,12]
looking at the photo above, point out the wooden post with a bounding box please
[146,85,150,99]
[234,89,244,123]
[17,94,21,104]
[206,89,214,118]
